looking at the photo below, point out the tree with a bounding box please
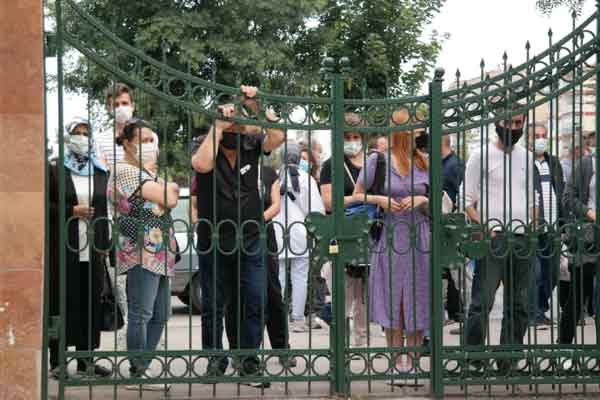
[536,0,586,14]
[58,0,447,184]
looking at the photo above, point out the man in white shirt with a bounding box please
[462,109,538,371]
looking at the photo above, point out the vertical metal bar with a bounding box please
[594,0,600,347]
[331,63,347,396]
[429,67,445,398]
[56,1,66,399]
[41,9,51,400]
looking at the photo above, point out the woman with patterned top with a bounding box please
[108,118,179,385]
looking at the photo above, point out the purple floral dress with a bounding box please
[358,153,431,332]
[108,164,176,276]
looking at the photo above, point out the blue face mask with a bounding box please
[299,159,310,173]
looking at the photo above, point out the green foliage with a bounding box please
[60,0,447,184]
[536,0,586,15]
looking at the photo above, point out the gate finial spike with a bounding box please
[525,41,531,51]
[480,58,485,69]
[548,28,553,38]
[455,68,461,79]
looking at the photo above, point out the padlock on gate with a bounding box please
[329,239,340,255]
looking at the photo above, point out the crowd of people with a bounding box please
[48,82,599,389]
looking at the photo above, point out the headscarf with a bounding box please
[63,117,107,176]
[279,142,302,198]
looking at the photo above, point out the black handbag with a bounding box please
[100,261,125,332]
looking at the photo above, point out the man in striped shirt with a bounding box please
[529,123,564,326]
[95,83,158,171]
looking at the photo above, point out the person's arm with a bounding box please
[191,105,235,173]
[563,158,595,222]
[320,184,359,212]
[264,179,281,221]
[141,181,180,209]
[463,152,481,224]
[238,85,284,154]
[191,196,198,225]
[352,154,403,212]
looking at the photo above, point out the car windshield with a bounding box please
[170,196,191,233]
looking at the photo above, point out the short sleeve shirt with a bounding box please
[195,134,266,253]
[108,164,177,276]
[320,156,361,197]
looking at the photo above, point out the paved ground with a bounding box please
[47,297,600,399]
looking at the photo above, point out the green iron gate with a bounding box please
[43,0,600,398]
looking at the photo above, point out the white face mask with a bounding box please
[115,106,133,124]
[534,138,547,155]
[137,142,158,164]
[343,140,362,157]
[68,135,91,155]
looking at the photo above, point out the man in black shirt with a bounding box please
[191,85,284,378]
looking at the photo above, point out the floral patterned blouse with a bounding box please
[108,164,176,276]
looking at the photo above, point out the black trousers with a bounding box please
[265,254,288,349]
[559,262,597,344]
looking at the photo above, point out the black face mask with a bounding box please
[495,124,523,149]
[415,133,429,152]
[221,132,239,150]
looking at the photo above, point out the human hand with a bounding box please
[240,85,258,99]
[216,104,236,132]
[168,182,180,195]
[588,209,596,222]
[397,195,427,212]
[73,205,95,219]
[377,196,403,213]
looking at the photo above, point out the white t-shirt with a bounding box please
[71,174,93,262]
[462,142,539,232]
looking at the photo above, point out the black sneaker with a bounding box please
[77,361,112,378]
[203,357,228,382]
[278,355,297,369]
[240,358,271,389]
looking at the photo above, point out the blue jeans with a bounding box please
[126,266,171,374]
[199,239,266,371]
[535,233,560,320]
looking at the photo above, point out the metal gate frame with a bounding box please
[43,0,600,398]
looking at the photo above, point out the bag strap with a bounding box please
[368,152,386,195]
[343,160,357,188]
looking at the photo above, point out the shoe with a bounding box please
[466,360,484,374]
[396,363,413,373]
[290,319,309,333]
[278,355,297,368]
[205,357,228,377]
[125,371,170,392]
[449,327,462,335]
[306,315,322,329]
[240,360,271,389]
[353,336,367,347]
[533,316,553,326]
[77,362,112,378]
[49,366,76,380]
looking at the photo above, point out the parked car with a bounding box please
[170,188,202,313]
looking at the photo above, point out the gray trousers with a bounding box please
[465,234,533,346]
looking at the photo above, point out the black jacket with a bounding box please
[48,162,110,349]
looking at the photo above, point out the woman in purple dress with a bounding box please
[353,129,430,372]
